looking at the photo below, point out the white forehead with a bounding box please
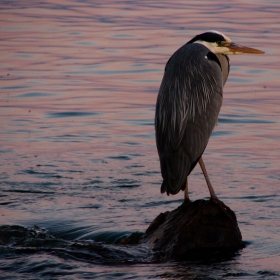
[206,30,231,42]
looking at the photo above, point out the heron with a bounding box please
[155,30,264,203]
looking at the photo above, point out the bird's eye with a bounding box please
[217,41,222,46]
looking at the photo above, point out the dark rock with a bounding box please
[140,199,244,258]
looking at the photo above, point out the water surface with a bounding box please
[1,1,280,279]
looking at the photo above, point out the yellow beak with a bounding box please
[223,42,265,54]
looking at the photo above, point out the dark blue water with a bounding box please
[1,1,280,279]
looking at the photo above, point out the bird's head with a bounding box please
[187,30,264,55]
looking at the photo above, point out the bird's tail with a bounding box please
[160,177,186,195]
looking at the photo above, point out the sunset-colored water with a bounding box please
[1,1,280,279]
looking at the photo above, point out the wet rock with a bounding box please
[140,199,244,258]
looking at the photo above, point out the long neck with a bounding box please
[215,54,230,86]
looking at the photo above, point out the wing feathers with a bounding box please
[155,43,224,195]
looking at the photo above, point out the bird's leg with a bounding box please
[184,178,191,203]
[198,157,218,201]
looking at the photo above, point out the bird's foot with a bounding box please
[210,196,231,214]
[183,197,191,205]
[210,195,219,203]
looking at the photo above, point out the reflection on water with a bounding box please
[1,0,280,279]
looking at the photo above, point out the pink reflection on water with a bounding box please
[0,2,279,198]
[1,0,280,276]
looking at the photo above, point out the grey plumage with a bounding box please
[155,43,229,195]
[155,30,264,200]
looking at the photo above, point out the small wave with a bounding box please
[46,112,100,118]
[0,225,150,265]
[77,230,143,244]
